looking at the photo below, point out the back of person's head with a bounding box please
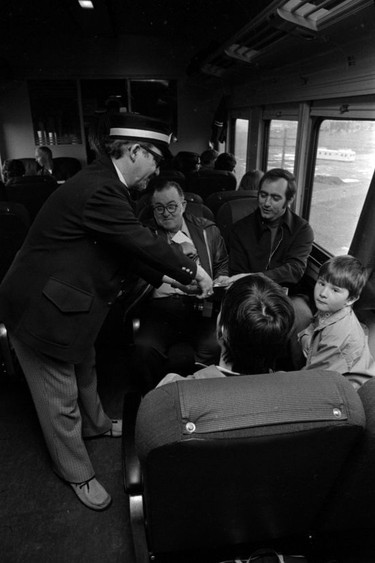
[2,159,25,183]
[37,146,53,160]
[214,152,236,172]
[88,111,112,157]
[319,255,369,301]
[239,169,264,191]
[200,149,218,168]
[172,151,200,175]
[218,274,295,374]
[259,168,296,201]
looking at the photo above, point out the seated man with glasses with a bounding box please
[131,180,229,391]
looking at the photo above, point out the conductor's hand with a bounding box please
[179,241,198,261]
[194,265,213,299]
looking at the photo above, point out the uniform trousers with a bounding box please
[11,335,112,483]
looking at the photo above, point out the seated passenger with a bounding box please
[299,255,375,375]
[131,180,228,391]
[238,169,264,193]
[223,168,315,369]
[2,159,26,184]
[214,152,236,173]
[35,146,55,177]
[158,273,295,386]
[200,149,218,169]
[171,151,200,177]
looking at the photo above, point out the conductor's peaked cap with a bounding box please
[109,113,172,154]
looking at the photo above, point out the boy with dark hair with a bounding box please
[158,273,295,385]
[299,255,375,374]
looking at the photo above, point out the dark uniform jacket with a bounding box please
[229,207,314,286]
[0,156,197,363]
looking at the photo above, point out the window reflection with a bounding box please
[267,120,298,172]
[234,118,249,181]
[309,120,375,255]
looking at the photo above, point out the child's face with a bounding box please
[314,277,353,313]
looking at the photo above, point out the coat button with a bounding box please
[185,422,196,433]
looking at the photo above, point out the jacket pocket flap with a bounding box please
[43,277,93,313]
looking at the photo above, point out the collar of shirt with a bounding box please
[314,306,352,329]
[112,159,128,187]
[152,217,195,298]
[181,217,191,239]
[257,206,293,233]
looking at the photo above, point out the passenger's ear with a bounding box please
[216,324,228,345]
[128,144,138,162]
[346,295,359,307]
[287,194,295,206]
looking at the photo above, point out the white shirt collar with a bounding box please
[112,159,128,187]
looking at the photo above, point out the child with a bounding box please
[299,255,375,375]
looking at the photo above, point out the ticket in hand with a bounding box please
[170,230,192,244]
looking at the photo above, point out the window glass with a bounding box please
[28,80,82,145]
[234,119,249,181]
[267,120,298,172]
[309,120,375,255]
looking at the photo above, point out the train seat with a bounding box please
[0,201,30,283]
[137,199,213,223]
[52,157,82,181]
[187,169,237,201]
[317,374,375,546]
[158,169,187,189]
[0,180,7,201]
[216,197,258,247]
[205,189,257,218]
[18,157,38,176]
[5,175,58,222]
[122,369,365,561]
[0,323,17,378]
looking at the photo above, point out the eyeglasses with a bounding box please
[152,202,183,215]
[139,144,164,167]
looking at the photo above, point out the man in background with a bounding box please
[35,146,54,176]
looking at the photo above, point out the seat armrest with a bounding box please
[0,323,15,377]
[122,390,143,495]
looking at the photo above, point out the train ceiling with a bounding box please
[0,0,373,80]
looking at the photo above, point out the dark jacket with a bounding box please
[229,207,314,286]
[146,212,228,279]
[0,155,197,363]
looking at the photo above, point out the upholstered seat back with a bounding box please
[187,169,237,200]
[318,376,375,534]
[0,202,30,282]
[216,197,258,246]
[135,370,365,555]
[205,189,257,217]
[137,200,214,223]
[52,157,81,181]
[5,176,58,222]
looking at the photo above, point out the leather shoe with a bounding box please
[103,419,122,437]
[70,477,112,511]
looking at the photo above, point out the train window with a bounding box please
[28,80,82,146]
[234,118,249,181]
[267,120,298,172]
[309,119,375,255]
